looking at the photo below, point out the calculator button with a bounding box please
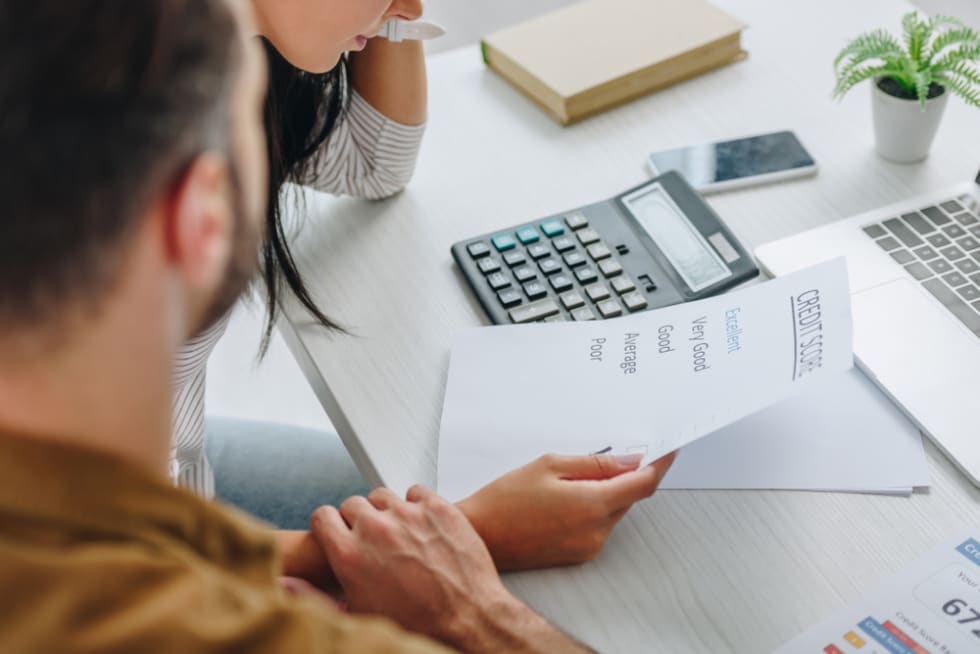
[552,236,577,253]
[466,242,491,259]
[622,291,648,312]
[491,234,516,252]
[539,259,562,275]
[515,226,540,245]
[527,244,551,260]
[563,251,588,268]
[565,213,589,230]
[611,276,636,295]
[477,257,501,274]
[587,243,612,261]
[503,251,527,267]
[513,265,537,283]
[571,306,596,321]
[597,299,623,318]
[540,220,566,237]
[523,281,548,300]
[543,314,564,323]
[509,298,560,323]
[560,292,585,310]
[497,289,522,308]
[574,267,599,285]
[598,259,623,278]
[585,283,610,302]
[576,228,600,246]
[549,274,574,293]
[487,272,511,291]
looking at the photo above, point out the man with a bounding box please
[0,1,606,651]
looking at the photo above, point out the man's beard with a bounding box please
[191,163,261,337]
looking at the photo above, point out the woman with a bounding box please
[172,0,426,518]
[174,0,676,582]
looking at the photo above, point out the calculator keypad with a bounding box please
[461,214,658,323]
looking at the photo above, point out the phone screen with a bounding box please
[649,131,815,188]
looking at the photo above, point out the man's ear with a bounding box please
[164,153,233,295]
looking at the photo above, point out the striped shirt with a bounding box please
[171,91,426,496]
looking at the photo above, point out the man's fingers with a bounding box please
[405,484,437,503]
[310,505,354,561]
[548,453,643,480]
[367,487,401,511]
[601,450,679,508]
[338,495,375,526]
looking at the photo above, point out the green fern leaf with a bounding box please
[834,30,905,70]
[834,64,899,99]
[926,26,980,64]
[935,72,980,107]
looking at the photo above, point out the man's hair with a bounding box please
[0,0,241,331]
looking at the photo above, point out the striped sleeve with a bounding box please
[303,90,427,200]
[170,314,230,498]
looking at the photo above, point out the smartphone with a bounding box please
[647,130,817,194]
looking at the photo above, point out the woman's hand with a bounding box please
[456,451,677,571]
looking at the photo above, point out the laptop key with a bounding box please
[970,225,980,239]
[891,246,920,266]
[509,298,560,324]
[876,236,901,251]
[973,299,980,313]
[943,272,969,287]
[954,212,979,226]
[928,259,955,274]
[955,258,980,275]
[942,200,965,214]
[883,218,924,247]
[912,245,938,261]
[904,262,934,281]
[902,212,935,235]
[971,272,980,286]
[922,278,980,335]
[926,233,951,248]
[957,236,980,251]
[939,245,967,261]
[922,206,952,226]
[943,224,967,239]
[957,285,980,302]
[863,224,887,239]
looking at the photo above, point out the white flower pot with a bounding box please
[871,80,949,163]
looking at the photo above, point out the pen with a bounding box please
[379,19,446,43]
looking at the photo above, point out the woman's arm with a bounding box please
[275,530,341,594]
[348,38,426,127]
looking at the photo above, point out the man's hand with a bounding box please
[456,451,678,571]
[310,486,593,654]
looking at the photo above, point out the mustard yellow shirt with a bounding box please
[0,433,453,654]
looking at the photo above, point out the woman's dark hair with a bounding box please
[259,39,349,353]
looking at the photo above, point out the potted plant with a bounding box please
[833,12,980,163]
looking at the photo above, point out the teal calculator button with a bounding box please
[491,234,517,251]
[540,220,565,237]
[515,227,540,244]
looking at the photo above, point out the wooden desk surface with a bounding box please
[279,0,980,650]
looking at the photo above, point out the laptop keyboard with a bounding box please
[863,196,980,337]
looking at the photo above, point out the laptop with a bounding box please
[755,169,980,488]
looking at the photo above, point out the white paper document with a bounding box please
[659,367,930,494]
[774,532,980,654]
[438,259,854,502]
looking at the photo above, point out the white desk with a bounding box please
[279,0,980,651]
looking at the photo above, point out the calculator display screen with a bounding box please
[623,185,731,292]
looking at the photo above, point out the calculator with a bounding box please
[451,171,759,324]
